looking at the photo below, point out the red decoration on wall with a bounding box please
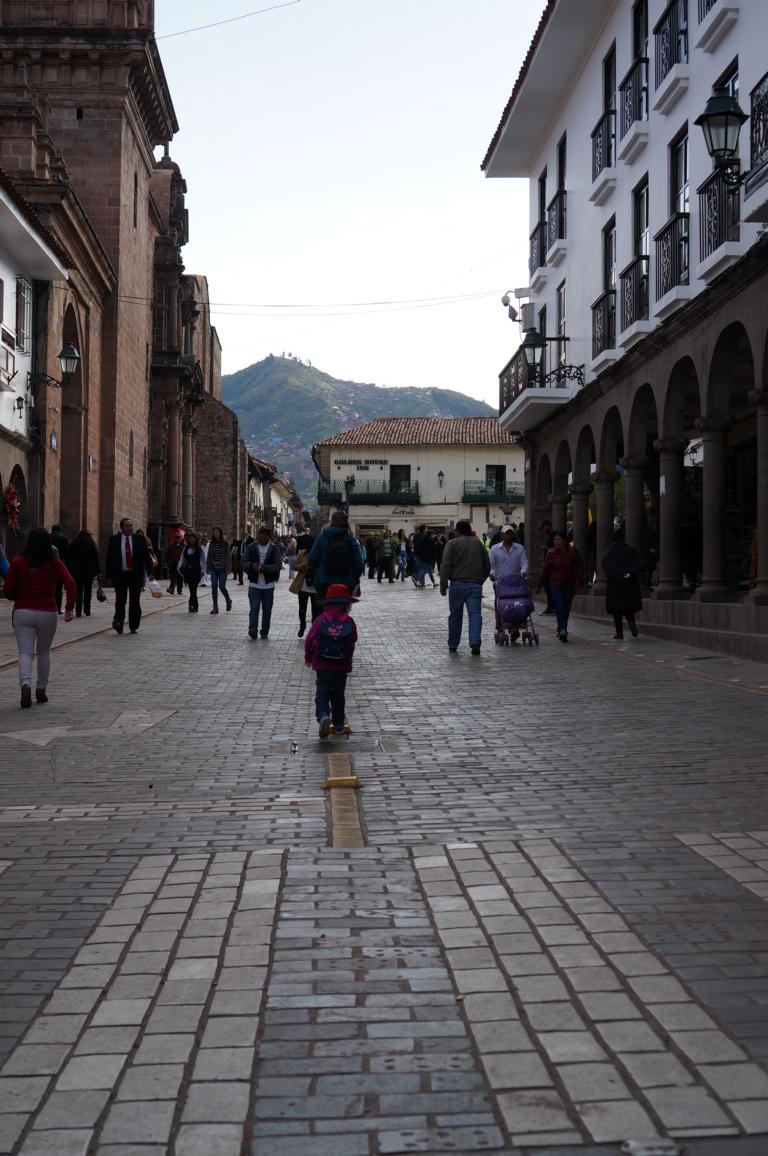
[3,483,21,535]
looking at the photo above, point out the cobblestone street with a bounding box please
[1,581,767,1155]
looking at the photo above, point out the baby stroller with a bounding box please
[494,573,539,647]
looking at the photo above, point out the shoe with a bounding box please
[210,607,219,614]
[343,720,352,735]
[630,622,639,638]
[76,612,82,618]
[560,631,568,643]
[35,689,48,704]
[260,632,269,639]
[130,628,138,634]
[298,623,306,638]
[411,576,418,587]
[20,684,32,709]
[112,618,123,634]
[248,630,257,639]
[541,608,554,615]
[334,726,346,735]
[613,633,624,640]
[84,611,90,616]
[225,600,232,612]
[319,715,332,739]
[448,647,458,653]
[470,645,481,656]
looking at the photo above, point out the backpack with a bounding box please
[317,617,355,663]
[324,535,353,577]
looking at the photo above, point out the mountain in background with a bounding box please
[221,355,496,506]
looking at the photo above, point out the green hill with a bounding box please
[221,355,495,506]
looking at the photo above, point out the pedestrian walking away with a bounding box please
[50,522,70,614]
[165,528,186,594]
[412,524,436,587]
[439,519,491,654]
[376,532,394,583]
[66,528,101,617]
[242,525,282,638]
[105,517,151,634]
[602,528,643,640]
[536,530,585,643]
[304,582,358,738]
[365,534,378,579]
[308,511,364,599]
[290,532,319,637]
[4,528,75,708]
[207,526,232,613]
[177,531,206,612]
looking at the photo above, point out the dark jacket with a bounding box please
[165,538,186,569]
[104,532,151,585]
[178,545,205,580]
[538,544,585,591]
[602,541,643,614]
[413,532,436,563]
[308,526,363,591]
[67,534,100,580]
[51,530,69,564]
[241,539,282,583]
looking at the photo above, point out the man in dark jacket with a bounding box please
[309,512,364,599]
[165,528,186,594]
[51,523,69,613]
[412,525,437,588]
[242,525,282,639]
[105,517,151,634]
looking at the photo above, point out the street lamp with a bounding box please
[28,342,81,391]
[437,470,445,487]
[695,85,749,189]
[521,327,547,382]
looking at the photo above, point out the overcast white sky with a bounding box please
[155,0,545,408]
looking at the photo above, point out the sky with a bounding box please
[154,0,545,409]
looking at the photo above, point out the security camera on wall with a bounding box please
[501,293,511,306]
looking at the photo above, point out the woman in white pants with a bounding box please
[4,529,75,708]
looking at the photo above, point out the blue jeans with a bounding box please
[248,586,274,634]
[550,586,575,634]
[315,669,347,729]
[210,568,229,608]
[412,560,426,585]
[448,581,483,649]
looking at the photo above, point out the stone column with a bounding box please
[570,483,592,586]
[694,416,732,602]
[748,389,768,604]
[653,438,686,599]
[620,457,646,553]
[591,471,618,597]
[550,493,568,535]
[166,399,182,522]
[182,412,194,527]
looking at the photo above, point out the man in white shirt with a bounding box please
[242,525,282,639]
[489,525,528,582]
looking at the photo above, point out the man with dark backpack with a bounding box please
[308,511,363,599]
[304,583,359,738]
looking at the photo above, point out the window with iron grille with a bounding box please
[15,276,33,354]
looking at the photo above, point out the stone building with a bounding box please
[312,418,524,537]
[0,0,247,557]
[483,0,768,658]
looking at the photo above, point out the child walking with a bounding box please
[304,583,358,738]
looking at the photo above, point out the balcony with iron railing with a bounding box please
[546,190,567,264]
[342,479,420,505]
[462,481,526,506]
[694,0,739,51]
[529,221,547,283]
[620,255,650,332]
[698,0,717,17]
[698,168,740,272]
[590,110,616,204]
[654,212,692,316]
[744,70,768,217]
[317,482,343,505]
[591,289,616,361]
[653,0,689,113]
[498,343,584,433]
[618,58,649,161]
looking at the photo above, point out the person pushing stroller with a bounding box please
[490,525,530,644]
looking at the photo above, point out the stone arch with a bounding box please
[662,356,700,441]
[553,438,572,494]
[59,304,85,535]
[574,424,596,485]
[598,406,624,472]
[627,383,659,460]
[707,321,755,419]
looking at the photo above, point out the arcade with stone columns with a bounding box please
[520,240,768,661]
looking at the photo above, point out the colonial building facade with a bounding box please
[0,0,247,557]
[484,0,768,658]
[312,418,524,537]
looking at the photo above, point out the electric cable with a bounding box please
[157,0,302,41]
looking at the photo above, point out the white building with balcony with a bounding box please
[483,0,768,659]
[312,418,524,538]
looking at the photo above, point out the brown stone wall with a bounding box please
[194,397,244,540]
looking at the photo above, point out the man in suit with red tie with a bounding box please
[105,517,150,634]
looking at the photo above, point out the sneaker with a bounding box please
[470,645,481,656]
[334,726,346,735]
[448,647,458,653]
[248,629,257,639]
[20,684,32,709]
[560,630,568,643]
[612,633,624,640]
[35,689,48,704]
[260,632,269,639]
[318,716,332,739]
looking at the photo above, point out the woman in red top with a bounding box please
[536,530,585,643]
[4,528,75,708]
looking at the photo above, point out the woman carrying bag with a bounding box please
[290,532,319,638]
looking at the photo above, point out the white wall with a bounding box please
[0,241,33,442]
[521,0,766,382]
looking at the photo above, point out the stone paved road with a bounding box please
[0,580,767,1154]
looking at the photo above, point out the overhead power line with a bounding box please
[157,0,302,41]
